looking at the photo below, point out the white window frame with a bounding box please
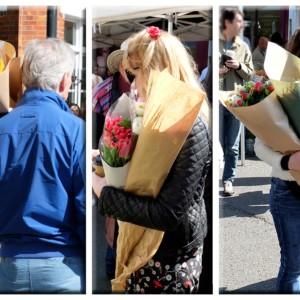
[64,13,85,107]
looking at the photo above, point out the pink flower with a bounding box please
[237,99,243,106]
[240,91,248,101]
[267,84,274,92]
[146,26,161,40]
[118,139,132,158]
[254,81,263,92]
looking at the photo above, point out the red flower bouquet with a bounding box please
[225,80,274,107]
[99,93,137,187]
[220,42,300,184]
[102,115,133,167]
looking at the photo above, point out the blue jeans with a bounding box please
[270,178,300,293]
[0,257,85,293]
[219,104,241,182]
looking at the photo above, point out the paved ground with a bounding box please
[219,157,280,294]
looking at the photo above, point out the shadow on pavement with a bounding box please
[220,277,277,294]
[219,177,271,187]
[219,190,270,218]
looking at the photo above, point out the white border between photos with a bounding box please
[86,5,92,296]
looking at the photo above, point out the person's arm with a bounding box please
[98,118,211,232]
[71,122,86,245]
[236,44,254,81]
[254,137,283,169]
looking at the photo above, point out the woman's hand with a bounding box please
[288,151,300,171]
[92,172,107,198]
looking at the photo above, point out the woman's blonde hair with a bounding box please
[124,28,210,122]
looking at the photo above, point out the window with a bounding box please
[63,10,86,115]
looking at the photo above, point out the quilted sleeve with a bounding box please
[98,117,211,232]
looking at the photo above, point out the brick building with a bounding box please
[0,6,85,111]
[0,7,64,56]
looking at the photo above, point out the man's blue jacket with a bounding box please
[0,88,85,258]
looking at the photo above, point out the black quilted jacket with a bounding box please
[98,116,212,263]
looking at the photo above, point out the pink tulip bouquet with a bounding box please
[99,93,139,187]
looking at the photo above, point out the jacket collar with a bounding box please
[220,32,243,48]
[18,88,71,113]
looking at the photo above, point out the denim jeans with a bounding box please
[0,256,85,293]
[219,104,241,182]
[270,178,300,293]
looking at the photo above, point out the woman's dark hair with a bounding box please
[270,31,284,47]
[69,102,82,117]
[220,8,244,31]
[287,29,300,58]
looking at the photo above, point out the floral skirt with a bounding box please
[126,246,203,294]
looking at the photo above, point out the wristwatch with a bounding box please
[280,154,291,171]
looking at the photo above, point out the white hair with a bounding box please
[22,38,75,91]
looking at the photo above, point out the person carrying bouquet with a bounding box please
[92,40,132,146]
[0,39,85,293]
[254,29,300,293]
[92,26,211,293]
[219,8,254,196]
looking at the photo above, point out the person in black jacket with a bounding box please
[92,26,212,294]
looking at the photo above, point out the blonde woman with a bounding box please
[93,27,211,293]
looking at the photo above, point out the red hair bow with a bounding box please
[146,26,161,40]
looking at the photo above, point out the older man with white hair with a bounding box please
[0,38,85,293]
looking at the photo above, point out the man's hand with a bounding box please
[92,172,107,198]
[225,59,241,70]
[288,151,300,171]
[219,66,229,75]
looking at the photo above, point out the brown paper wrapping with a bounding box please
[111,69,205,292]
[9,56,23,107]
[0,41,23,112]
[220,42,300,184]
[264,42,300,81]
[220,91,300,184]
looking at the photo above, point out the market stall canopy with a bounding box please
[92,6,212,49]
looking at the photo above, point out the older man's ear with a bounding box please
[58,73,72,100]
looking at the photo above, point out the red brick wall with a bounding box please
[0,7,65,56]
[57,10,65,40]
[18,7,47,56]
[0,8,19,52]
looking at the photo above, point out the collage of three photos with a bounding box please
[0,4,300,295]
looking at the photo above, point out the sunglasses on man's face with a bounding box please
[125,69,135,84]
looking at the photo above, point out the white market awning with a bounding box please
[92,6,212,49]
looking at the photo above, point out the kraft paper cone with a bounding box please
[112,69,205,292]
[0,41,16,113]
[9,56,23,107]
[270,80,300,139]
[264,42,300,81]
[220,91,300,184]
